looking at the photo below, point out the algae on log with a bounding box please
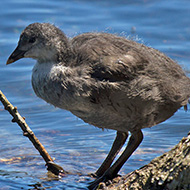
[100,132,190,190]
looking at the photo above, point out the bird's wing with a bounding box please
[86,51,157,106]
[90,51,149,83]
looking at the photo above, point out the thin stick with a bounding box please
[0,90,67,176]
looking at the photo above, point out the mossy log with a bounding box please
[100,131,190,190]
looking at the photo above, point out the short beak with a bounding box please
[6,46,26,65]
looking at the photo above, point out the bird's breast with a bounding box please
[31,62,94,111]
[32,62,70,108]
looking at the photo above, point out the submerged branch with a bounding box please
[0,90,67,176]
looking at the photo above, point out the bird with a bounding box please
[6,23,190,189]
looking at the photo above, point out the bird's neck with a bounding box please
[57,46,74,64]
[36,34,74,65]
[53,35,74,64]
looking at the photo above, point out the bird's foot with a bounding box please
[88,173,99,178]
[88,172,115,190]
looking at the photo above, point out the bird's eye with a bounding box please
[29,37,36,43]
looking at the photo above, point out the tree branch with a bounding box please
[0,90,67,176]
[99,131,190,190]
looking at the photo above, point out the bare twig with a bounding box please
[0,90,67,176]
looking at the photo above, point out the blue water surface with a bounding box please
[0,0,190,189]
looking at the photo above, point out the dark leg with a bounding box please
[88,130,143,190]
[95,131,128,177]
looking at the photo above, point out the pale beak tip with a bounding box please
[6,58,14,65]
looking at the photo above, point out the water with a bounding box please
[0,0,190,189]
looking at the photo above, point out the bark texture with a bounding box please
[99,132,190,190]
[0,90,67,176]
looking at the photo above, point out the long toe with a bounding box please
[87,172,99,178]
[88,173,114,190]
[88,176,105,190]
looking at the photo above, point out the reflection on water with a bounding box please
[0,0,190,189]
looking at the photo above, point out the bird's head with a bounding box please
[7,23,70,65]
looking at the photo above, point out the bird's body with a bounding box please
[7,23,190,188]
[32,31,190,133]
